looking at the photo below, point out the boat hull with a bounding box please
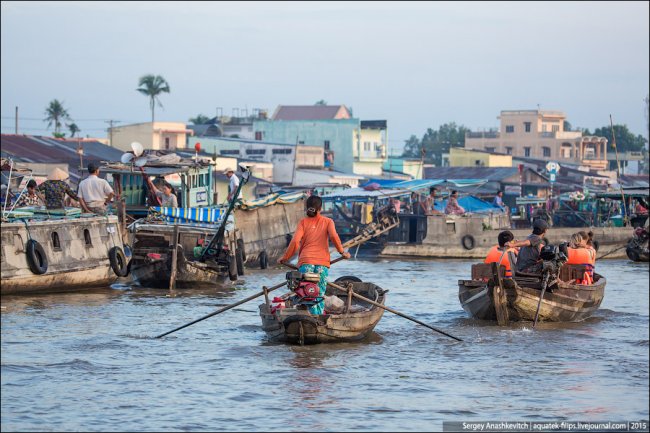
[259,282,386,344]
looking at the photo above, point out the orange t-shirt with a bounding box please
[484,245,517,277]
[281,214,345,267]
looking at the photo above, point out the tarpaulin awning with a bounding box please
[435,196,505,214]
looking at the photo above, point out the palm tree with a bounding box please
[44,99,71,135]
[136,74,170,123]
[189,114,211,125]
[67,123,80,137]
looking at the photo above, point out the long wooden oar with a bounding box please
[155,281,287,338]
[532,272,551,328]
[283,263,463,342]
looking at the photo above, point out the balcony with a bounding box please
[466,131,499,139]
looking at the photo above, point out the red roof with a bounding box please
[271,105,351,121]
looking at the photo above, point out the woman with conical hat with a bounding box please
[38,167,80,210]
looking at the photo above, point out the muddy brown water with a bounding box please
[1,258,648,431]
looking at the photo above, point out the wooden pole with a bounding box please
[169,224,180,291]
[610,115,628,226]
[491,262,510,326]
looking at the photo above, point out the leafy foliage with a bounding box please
[583,124,647,153]
[136,74,170,123]
[402,122,470,166]
[67,123,80,137]
[44,99,71,135]
[189,114,211,125]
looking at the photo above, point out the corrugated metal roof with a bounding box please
[424,166,519,180]
[272,105,350,121]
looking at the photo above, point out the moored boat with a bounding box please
[458,248,606,324]
[259,275,386,345]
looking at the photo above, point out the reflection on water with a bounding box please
[1,259,648,431]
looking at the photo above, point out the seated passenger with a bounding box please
[484,230,518,278]
[506,219,548,274]
[567,233,596,284]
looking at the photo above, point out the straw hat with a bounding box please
[47,167,69,181]
[223,167,234,174]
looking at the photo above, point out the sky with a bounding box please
[1,1,649,154]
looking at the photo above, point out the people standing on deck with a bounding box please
[15,180,44,207]
[224,167,240,202]
[411,191,427,215]
[77,163,114,215]
[279,195,351,315]
[150,180,178,208]
[445,190,465,215]
[38,168,80,210]
[506,219,549,274]
[425,187,443,215]
[484,230,518,278]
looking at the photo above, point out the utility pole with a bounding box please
[105,120,121,147]
[15,106,18,134]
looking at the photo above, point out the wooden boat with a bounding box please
[626,226,649,262]
[458,256,606,323]
[259,280,386,345]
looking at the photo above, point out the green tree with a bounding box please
[44,99,71,135]
[315,99,327,105]
[67,123,80,137]
[403,122,469,166]
[53,132,66,139]
[189,114,211,125]
[563,120,572,132]
[591,124,647,153]
[136,74,170,123]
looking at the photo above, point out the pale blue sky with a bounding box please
[1,1,648,153]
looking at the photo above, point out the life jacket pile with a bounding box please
[566,247,596,285]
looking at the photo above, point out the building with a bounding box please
[383,157,424,179]
[465,110,609,170]
[292,168,366,188]
[448,147,513,168]
[187,136,324,184]
[108,122,193,152]
[253,105,388,176]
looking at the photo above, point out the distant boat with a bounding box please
[458,251,606,324]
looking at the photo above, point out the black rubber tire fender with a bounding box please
[26,239,48,275]
[235,246,245,276]
[228,255,238,281]
[334,275,362,284]
[592,240,600,252]
[236,238,246,262]
[259,250,268,270]
[626,247,640,262]
[461,234,475,250]
[108,246,129,277]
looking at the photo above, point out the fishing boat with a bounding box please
[625,225,649,262]
[259,275,386,345]
[458,247,606,324]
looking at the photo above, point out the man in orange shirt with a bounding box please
[279,195,351,315]
[485,230,517,278]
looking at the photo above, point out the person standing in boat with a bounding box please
[77,163,114,215]
[150,180,178,208]
[279,195,351,315]
[38,167,80,210]
[484,230,517,278]
[224,167,240,202]
[506,219,548,274]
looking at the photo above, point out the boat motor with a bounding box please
[285,271,323,309]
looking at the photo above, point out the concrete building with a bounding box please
[253,105,388,176]
[187,136,324,184]
[383,157,424,179]
[465,110,609,170]
[292,169,366,188]
[449,147,513,167]
[109,122,193,152]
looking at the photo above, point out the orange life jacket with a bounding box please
[484,245,516,278]
[567,247,596,284]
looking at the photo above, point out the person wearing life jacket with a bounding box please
[279,195,351,315]
[484,230,518,278]
[567,233,596,284]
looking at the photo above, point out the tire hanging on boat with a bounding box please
[108,246,129,277]
[228,255,238,281]
[26,239,48,275]
[461,234,475,250]
[236,238,246,262]
[259,250,268,270]
[235,246,245,276]
[335,275,362,284]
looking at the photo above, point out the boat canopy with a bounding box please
[435,196,505,214]
[360,178,487,190]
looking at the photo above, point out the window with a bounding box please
[324,140,330,150]
[254,131,262,141]
[561,143,573,158]
[272,148,292,154]
[84,229,92,246]
[524,122,531,132]
[524,147,531,157]
[505,125,514,133]
[245,149,266,155]
[298,140,305,145]
[364,142,371,151]
[485,147,495,153]
[505,147,513,155]
[51,231,61,250]
[543,147,551,157]
[552,125,559,133]
[221,150,239,155]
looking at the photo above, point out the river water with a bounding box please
[1,258,648,432]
